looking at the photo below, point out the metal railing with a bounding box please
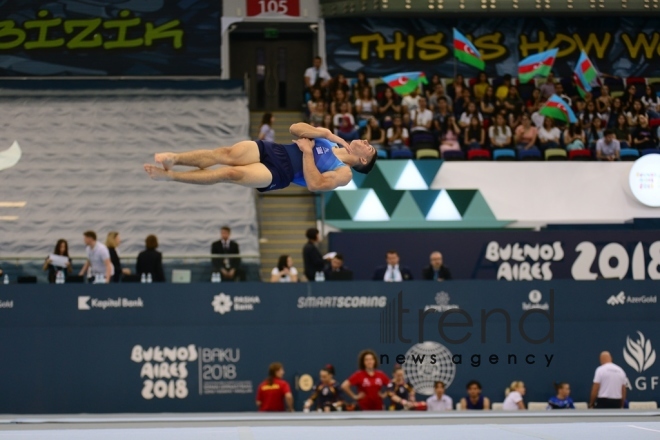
[0,253,260,263]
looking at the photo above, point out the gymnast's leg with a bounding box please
[154,141,261,170]
[144,163,273,189]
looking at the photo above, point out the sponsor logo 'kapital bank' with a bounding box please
[623,331,659,392]
[212,293,260,315]
[78,296,144,310]
[607,291,657,306]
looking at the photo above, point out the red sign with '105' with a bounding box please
[247,0,300,16]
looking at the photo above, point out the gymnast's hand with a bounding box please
[293,138,314,153]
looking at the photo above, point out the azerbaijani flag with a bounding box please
[518,48,559,84]
[573,72,590,99]
[382,72,428,95]
[453,28,485,70]
[540,94,577,123]
[575,51,599,86]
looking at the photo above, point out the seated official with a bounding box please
[426,381,453,412]
[325,253,353,281]
[373,250,413,282]
[548,382,575,409]
[459,380,491,410]
[211,226,244,282]
[422,251,452,281]
[136,234,165,282]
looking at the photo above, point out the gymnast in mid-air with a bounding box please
[144,123,377,192]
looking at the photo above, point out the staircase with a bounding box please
[251,111,318,281]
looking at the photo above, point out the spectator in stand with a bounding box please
[373,250,413,281]
[387,365,416,410]
[514,113,538,151]
[633,115,658,150]
[355,87,378,123]
[555,83,572,107]
[106,231,130,283]
[79,230,113,283]
[489,113,512,149]
[410,97,433,132]
[464,116,486,150]
[597,85,612,118]
[327,73,350,101]
[459,101,483,130]
[504,86,524,127]
[580,101,602,131]
[496,74,512,101]
[422,251,452,281]
[341,349,390,411]
[363,117,386,151]
[589,351,627,409]
[502,381,526,410]
[211,226,243,282]
[307,88,327,126]
[429,83,453,112]
[613,114,632,149]
[256,362,294,412]
[642,85,660,119]
[459,380,491,410]
[538,117,561,151]
[564,122,587,151]
[270,254,298,283]
[258,113,275,142]
[303,228,325,282]
[424,74,442,99]
[43,239,72,283]
[453,88,472,119]
[439,116,462,155]
[321,114,334,133]
[330,89,352,117]
[621,84,637,111]
[136,234,165,282]
[324,253,353,281]
[351,71,371,99]
[473,72,489,101]
[548,382,575,409]
[447,74,465,101]
[596,130,621,161]
[426,381,453,412]
[608,97,625,129]
[574,98,587,120]
[378,87,402,124]
[401,88,421,114]
[526,88,543,115]
[304,365,342,412]
[626,99,647,128]
[433,97,452,132]
[588,117,605,150]
[539,72,556,99]
[304,57,331,93]
[387,115,410,151]
[480,86,496,120]
[333,102,359,143]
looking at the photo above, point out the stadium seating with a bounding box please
[376,149,388,159]
[467,149,491,161]
[493,149,516,161]
[628,401,658,410]
[545,149,568,161]
[519,149,542,161]
[568,150,592,161]
[620,148,640,161]
[416,149,440,159]
[574,402,588,409]
[641,148,660,156]
[390,148,413,159]
[491,403,504,411]
[527,402,548,411]
[442,150,465,161]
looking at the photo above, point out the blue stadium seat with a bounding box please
[390,148,413,159]
[442,150,465,161]
[493,149,516,161]
[620,148,640,161]
[518,149,542,161]
[376,149,388,159]
[642,148,660,156]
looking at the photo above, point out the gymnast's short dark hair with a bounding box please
[353,150,377,175]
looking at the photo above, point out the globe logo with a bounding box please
[402,341,455,396]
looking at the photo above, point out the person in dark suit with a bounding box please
[106,231,131,283]
[303,228,325,281]
[325,253,353,281]
[211,226,243,281]
[136,234,165,282]
[422,251,452,281]
[373,250,413,281]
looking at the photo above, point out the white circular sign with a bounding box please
[402,341,455,396]
[629,155,660,207]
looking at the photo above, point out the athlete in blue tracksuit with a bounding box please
[144,123,377,191]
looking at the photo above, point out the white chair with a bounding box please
[574,402,588,410]
[629,401,658,410]
[492,402,504,411]
[527,402,548,411]
[455,402,463,410]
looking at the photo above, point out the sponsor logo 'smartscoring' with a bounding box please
[212,293,260,314]
[522,290,549,311]
[607,291,657,306]
[424,292,459,312]
[402,341,456,396]
[297,296,387,308]
[622,331,659,392]
[78,296,144,310]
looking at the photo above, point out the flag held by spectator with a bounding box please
[540,94,577,123]
[453,29,485,70]
[518,48,559,84]
[382,72,428,95]
[573,72,591,99]
[575,51,599,86]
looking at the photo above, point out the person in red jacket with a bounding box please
[341,349,390,410]
[256,362,294,412]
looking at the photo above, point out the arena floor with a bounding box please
[1,411,660,439]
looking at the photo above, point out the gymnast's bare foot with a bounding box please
[155,152,176,170]
[144,164,172,181]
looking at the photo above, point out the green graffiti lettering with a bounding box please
[64,18,102,49]
[621,32,659,59]
[103,10,143,49]
[144,20,183,49]
[23,10,64,49]
[0,20,26,50]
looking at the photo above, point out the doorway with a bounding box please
[230,33,313,111]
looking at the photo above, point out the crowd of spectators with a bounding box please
[303,57,660,161]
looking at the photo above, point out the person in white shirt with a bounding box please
[258,113,275,143]
[79,230,113,283]
[401,89,421,114]
[538,117,561,150]
[426,381,453,412]
[488,113,512,149]
[387,115,410,150]
[589,351,627,409]
[502,381,526,410]
[304,57,331,91]
[270,254,298,283]
[410,97,433,132]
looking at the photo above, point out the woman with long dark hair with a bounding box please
[563,121,586,151]
[106,231,130,283]
[607,97,624,128]
[642,85,660,119]
[464,116,485,150]
[258,113,275,142]
[613,113,632,148]
[304,364,343,412]
[341,349,390,410]
[43,239,72,283]
[270,254,298,283]
[136,234,165,282]
[256,362,293,412]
